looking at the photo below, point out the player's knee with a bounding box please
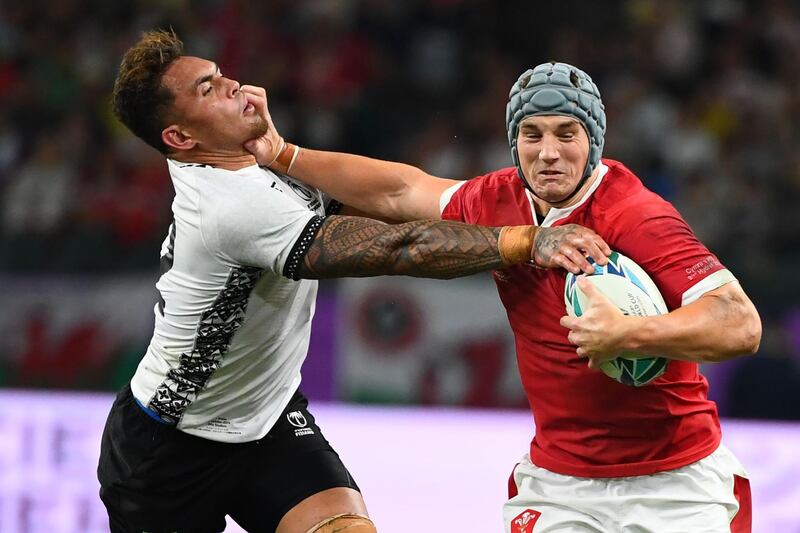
[306,513,376,533]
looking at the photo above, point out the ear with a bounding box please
[162,125,197,152]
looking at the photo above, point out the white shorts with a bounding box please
[504,444,751,533]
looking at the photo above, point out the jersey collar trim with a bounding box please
[525,162,609,227]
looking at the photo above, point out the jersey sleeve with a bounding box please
[605,195,735,310]
[440,179,481,223]
[321,192,344,216]
[201,177,321,279]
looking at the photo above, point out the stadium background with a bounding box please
[1,0,799,531]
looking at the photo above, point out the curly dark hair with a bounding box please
[112,30,184,154]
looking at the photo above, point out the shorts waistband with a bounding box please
[134,396,173,425]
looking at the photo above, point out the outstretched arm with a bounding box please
[284,149,454,222]
[560,278,761,364]
[294,216,612,279]
[241,85,457,221]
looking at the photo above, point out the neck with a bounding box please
[169,148,257,171]
[532,166,601,218]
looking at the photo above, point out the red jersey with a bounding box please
[441,159,734,478]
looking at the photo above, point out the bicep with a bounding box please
[295,215,398,280]
[332,175,460,222]
[397,175,462,220]
[291,150,458,221]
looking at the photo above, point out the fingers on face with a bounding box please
[241,86,268,109]
[240,85,266,97]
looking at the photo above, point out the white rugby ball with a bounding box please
[564,251,669,386]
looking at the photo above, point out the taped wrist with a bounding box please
[498,225,537,265]
[306,513,376,533]
[270,141,300,174]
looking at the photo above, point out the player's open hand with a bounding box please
[241,85,284,166]
[560,277,637,368]
[533,224,612,274]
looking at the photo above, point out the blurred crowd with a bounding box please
[1,0,799,417]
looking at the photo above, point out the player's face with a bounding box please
[161,56,267,151]
[516,115,590,204]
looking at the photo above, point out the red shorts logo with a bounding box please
[511,509,541,533]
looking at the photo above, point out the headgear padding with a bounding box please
[506,62,606,183]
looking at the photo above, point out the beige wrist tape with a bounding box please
[266,138,285,166]
[270,142,300,174]
[498,225,537,265]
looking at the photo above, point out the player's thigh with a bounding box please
[98,385,231,533]
[620,446,748,533]
[505,458,606,533]
[228,390,363,533]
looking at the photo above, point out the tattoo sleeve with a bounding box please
[296,215,504,280]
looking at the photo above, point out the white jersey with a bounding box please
[130,159,331,443]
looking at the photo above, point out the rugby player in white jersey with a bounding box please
[97,31,612,533]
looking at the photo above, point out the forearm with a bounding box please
[288,149,451,221]
[622,283,761,363]
[298,216,534,280]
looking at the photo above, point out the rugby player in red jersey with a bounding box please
[248,62,761,532]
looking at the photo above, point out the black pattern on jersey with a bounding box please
[325,200,343,216]
[283,215,324,280]
[147,266,264,424]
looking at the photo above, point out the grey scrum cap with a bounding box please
[506,62,606,183]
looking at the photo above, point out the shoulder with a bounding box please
[189,166,309,240]
[193,165,293,212]
[468,167,521,190]
[441,167,525,223]
[595,159,680,222]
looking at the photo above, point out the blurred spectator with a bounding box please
[2,132,75,235]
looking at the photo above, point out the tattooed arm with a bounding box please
[296,216,610,280]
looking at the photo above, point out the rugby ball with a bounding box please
[564,251,669,386]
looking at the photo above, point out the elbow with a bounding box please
[715,307,762,362]
[740,308,762,356]
[705,288,762,363]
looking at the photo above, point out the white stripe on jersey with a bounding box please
[131,161,329,443]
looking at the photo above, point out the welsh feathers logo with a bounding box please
[511,509,541,533]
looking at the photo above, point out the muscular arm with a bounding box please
[562,280,762,364]
[298,215,508,280]
[287,149,457,222]
[623,281,761,363]
[239,86,456,221]
[296,216,613,279]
